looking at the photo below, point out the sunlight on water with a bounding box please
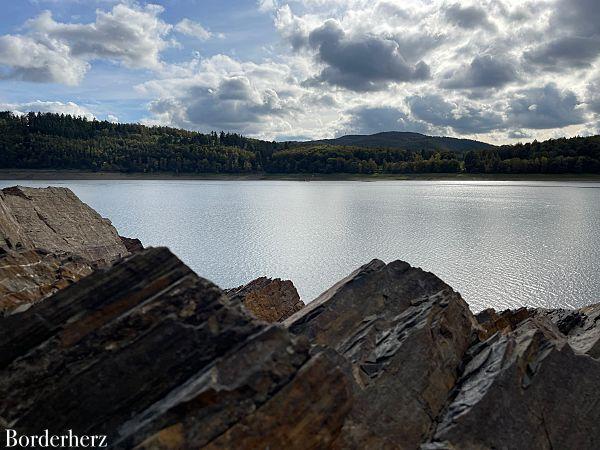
[2,179,599,312]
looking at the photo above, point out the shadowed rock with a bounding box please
[0,248,351,449]
[285,259,476,450]
[226,277,304,322]
[120,236,144,253]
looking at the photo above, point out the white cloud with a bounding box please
[0,3,172,84]
[174,18,212,40]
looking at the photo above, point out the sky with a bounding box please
[0,0,599,143]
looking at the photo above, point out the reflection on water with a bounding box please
[2,179,598,312]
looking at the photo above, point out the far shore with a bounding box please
[0,169,600,182]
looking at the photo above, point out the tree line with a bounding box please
[0,112,598,174]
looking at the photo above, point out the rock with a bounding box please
[285,259,476,449]
[0,248,93,315]
[0,248,351,449]
[226,277,304,322]
[120,236,144,253]
[475,307,533,340]
[0,186,131,314]
[425,315,600,449]
[0,186,128,265]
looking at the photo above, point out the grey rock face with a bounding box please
[426,315,600,450]
[286,259,476,449]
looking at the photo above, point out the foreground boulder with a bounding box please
[0,186,131,314]
[226,276,304,322]
[286,259,476,449]
[0,248,351,449]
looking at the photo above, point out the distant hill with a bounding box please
[295,131,495,153]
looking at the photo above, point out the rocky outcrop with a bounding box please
[0,186,130,315]
[285,259,476,449]
[0,186,128,264]
[0,248,351,449]
[226,276,304,322]
[1,187,600,450]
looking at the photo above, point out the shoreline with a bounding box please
[0,169,600,182]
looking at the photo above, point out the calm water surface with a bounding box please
[2,179,599,312]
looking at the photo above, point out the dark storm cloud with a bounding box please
[507,84,586,129]
[443,4,495,30]
[554,0,600,37]
[525,0,600,71]
[408,94,505,134]
[524,36,600,70]
[306,20,430,91]
[340,106,430,135]
[441,55,519,89]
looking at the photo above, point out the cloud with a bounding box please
[339,106,431,135]
[304,20,430,91]
[174,18,212,40]
[0,100,95,119]
[0,3,171,84]
[507,84,586,129]
[585,77,600,114]
[524,0,600,71]
[408,94,505,134]
[524,36,600,70]
[554,0,600,37]
[443,3,495,30]
[441,55,519,89]
[0,34,88,85]
[139,55,306,138]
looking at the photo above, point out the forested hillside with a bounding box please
[0,112,599,175]
[298,131,495,153]
[464,137,600,174]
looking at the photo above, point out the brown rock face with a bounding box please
[0,248,93,315]
[226,277,304,322]
[285,259,476,450]
[0,248,351,449]
[0,186,128,264]
[0,186,130,314]
[120,236,144,253]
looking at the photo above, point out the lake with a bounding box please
[1,179,598,312]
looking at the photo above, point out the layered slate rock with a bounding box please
[426,315,600,449]
[0,186,128,264]
[226,276,304,322]
[0,248,93,315]
[0,248,351,449]
[285,259,476,450]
